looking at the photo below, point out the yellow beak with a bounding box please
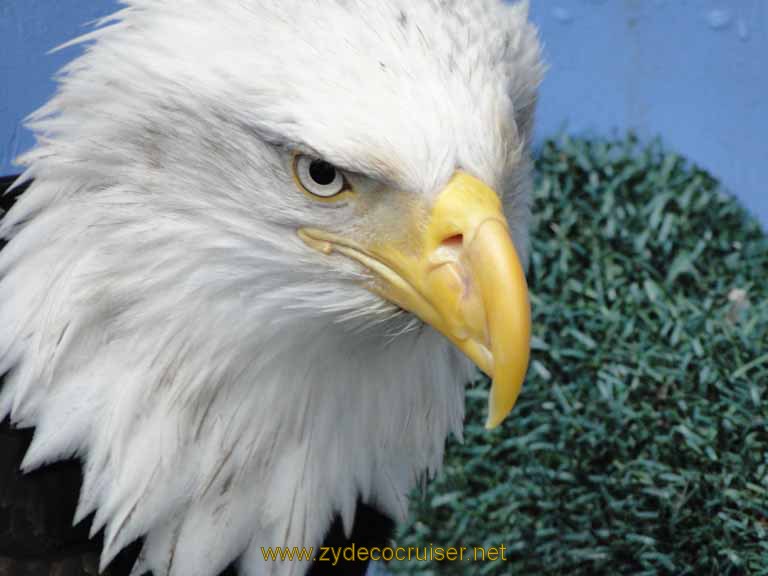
[298,171,531,428]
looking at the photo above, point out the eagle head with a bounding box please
[0,1,542,575]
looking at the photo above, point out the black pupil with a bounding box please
[309,160,337,186]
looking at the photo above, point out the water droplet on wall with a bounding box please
[736,18,749,41]
[706,9,732,30]
[551,7,573,24]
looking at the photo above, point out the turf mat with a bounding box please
[393,134,768,576]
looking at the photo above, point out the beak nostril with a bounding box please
[432,233,465,266]
[442,234,464,248]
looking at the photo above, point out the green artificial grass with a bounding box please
[392,135,768,575]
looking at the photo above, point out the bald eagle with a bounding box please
[0,1,542,575]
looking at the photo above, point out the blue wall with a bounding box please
[528,1,767,227]
[0,1,115,166]
[1,1,766,225]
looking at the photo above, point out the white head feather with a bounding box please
[0,1,542,575]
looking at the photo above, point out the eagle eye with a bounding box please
[293,154,348,199]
